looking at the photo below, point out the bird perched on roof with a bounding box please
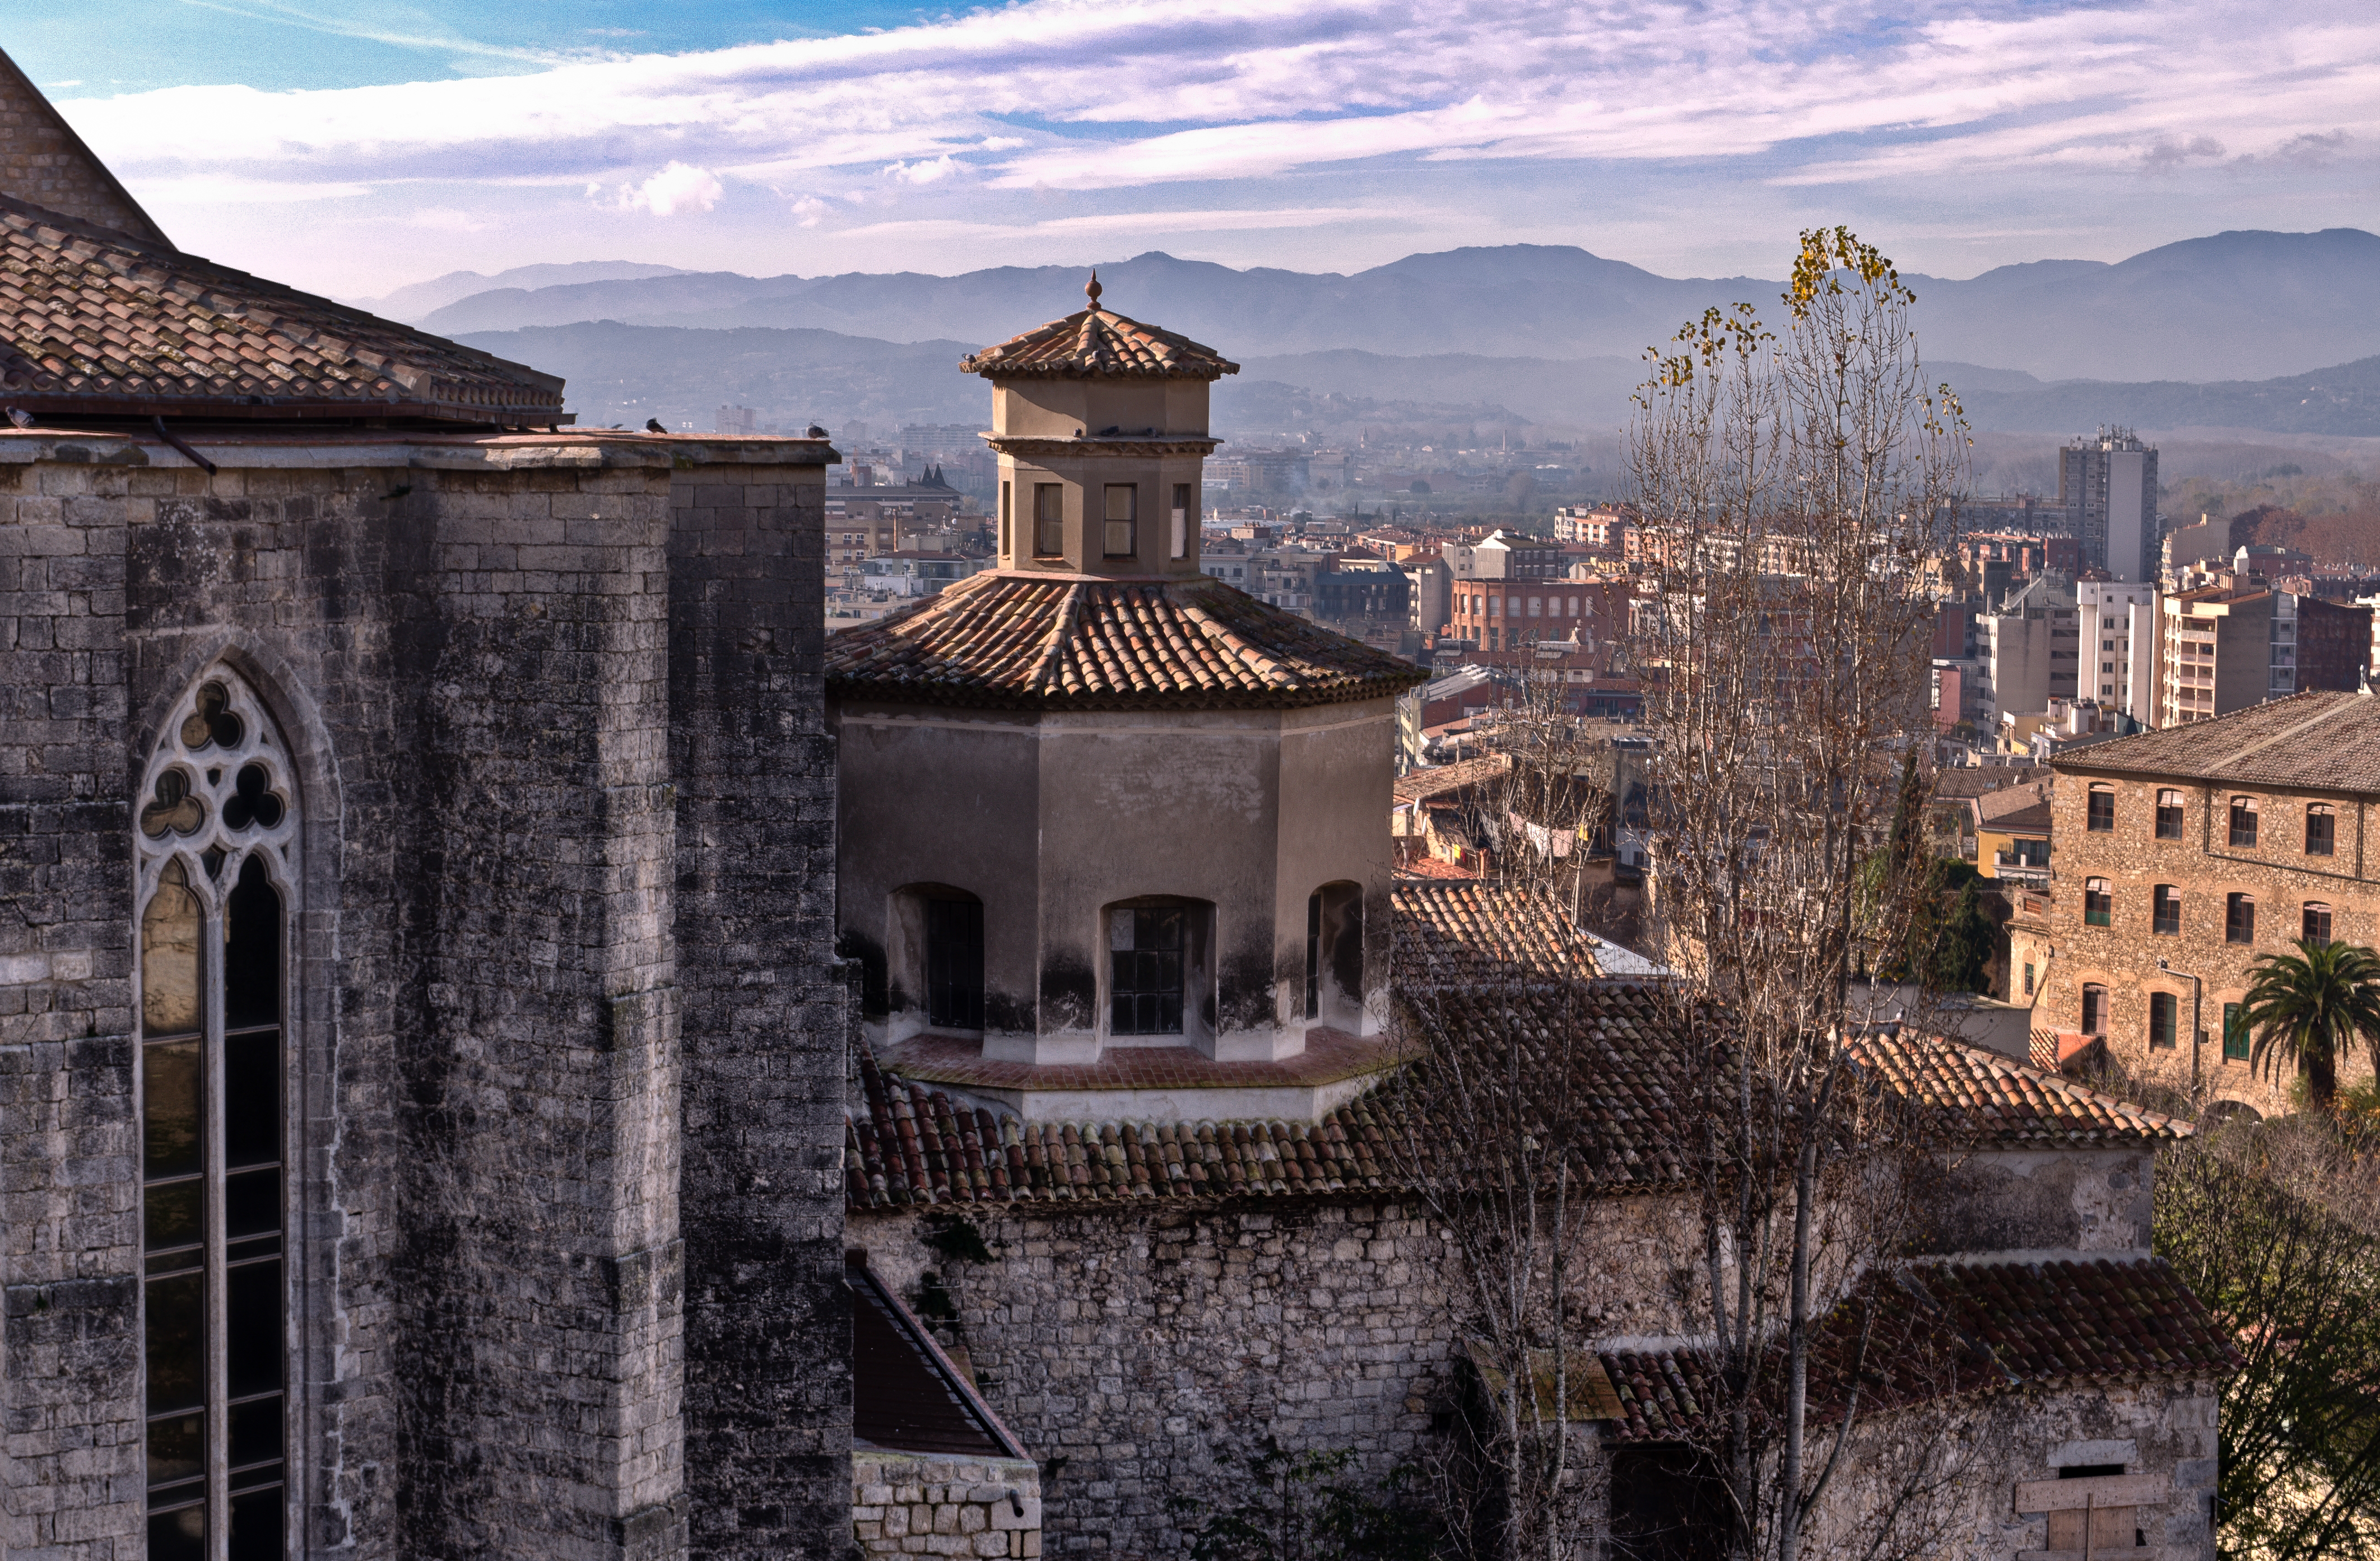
[806,424,828,438]
[645,418,667,434]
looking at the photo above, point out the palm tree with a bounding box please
[2241,938,2380,1113]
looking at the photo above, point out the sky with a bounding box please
[10,0,2378,300]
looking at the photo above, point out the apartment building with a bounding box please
[2060,427,2159,582]
[2076,574,2160,723]
[1975,574,2082,729]
[2158,585,2370,726]
[2035,692,2380,1112]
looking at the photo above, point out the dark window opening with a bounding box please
[924,897,984,1030]
[1110,906,1185,1036]
[999,481,1011,556]
[2082,984,2108,1036]
[2223,1001,2249,1063]
[2303,902,2333,949]
[2155,789,2184,840]
[2086,788,2114,832]
[1034,483,1065,557]
[1609,1446,1728,1561]
[2152,885,2181,935]
[2227,893,2256,945]
[2150,991,2178,1050]
[2307,804,2336,857]
[2229,797,2258,849]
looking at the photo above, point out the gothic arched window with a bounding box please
[136,670,295,1561]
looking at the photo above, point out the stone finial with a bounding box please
[1085,269,1103,307]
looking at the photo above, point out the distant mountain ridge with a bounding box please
[419,230,2380,385]
[453,322,2380,441]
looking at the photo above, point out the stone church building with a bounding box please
[0,59,848,1560]
[2,53,2236,1561]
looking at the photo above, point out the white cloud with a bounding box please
[884,153,960,185]
[62,0,2380,199]
[46,0,2380,278]
[606,161,725,216]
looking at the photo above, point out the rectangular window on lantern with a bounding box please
[1034,483,1065,557]
[1171,483,1191,560]
[1104,484,1137,558]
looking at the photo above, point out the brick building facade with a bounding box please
[0,64,852,1561]
[2034,691,2380,1112]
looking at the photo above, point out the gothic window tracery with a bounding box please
[134,670,294,1561]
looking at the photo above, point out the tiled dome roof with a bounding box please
[825,571,1427,712]
[960,277,1238,381]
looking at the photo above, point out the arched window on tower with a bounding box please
[136,670,294,1561]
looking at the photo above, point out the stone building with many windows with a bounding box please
[2029,691,2380,1112]
[0,58,851,1561]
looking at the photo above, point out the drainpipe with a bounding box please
[2159,957,2203,1099]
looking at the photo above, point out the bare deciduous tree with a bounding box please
[1624,226,1973,1561]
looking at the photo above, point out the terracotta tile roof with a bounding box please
[2051,689,2380,795]
[845,1050,1411,1208]
[1392,879,1604,986]
[1601,1257,2237,1441]
[0,193,567,425]
[1972,782,2052,833]
[961,294,1238,382]
[825,570,1428,712]
[1392,752,1510,805]
[1844,1027,2191,1145]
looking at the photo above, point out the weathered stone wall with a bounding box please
[850,1192,1705,1554]
[853,1451,1041,1559]
[669,467,853,1559]
[0,433,844,1560]
[2035,766,2380,1111]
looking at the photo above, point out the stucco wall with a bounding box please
[834,698,1396,1065]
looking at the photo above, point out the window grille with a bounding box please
[1110,906,1185,1035]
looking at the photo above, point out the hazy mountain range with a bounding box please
[455,320,2380,443]
[416,229,2380,392]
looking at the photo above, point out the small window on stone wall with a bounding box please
[2224,1001,2249,1062]
[2230,796,2259,849]
[2156,788,2184,840]
[2227,893,2257,945]
[2084,878,2112,927]
[2303,902,2333,949]
[2307,803,2336,857]
[2087,785,2114,832]
[2152,885,2181,935]
[2082,983,2108,1035]
[2149,991,2178,1050]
